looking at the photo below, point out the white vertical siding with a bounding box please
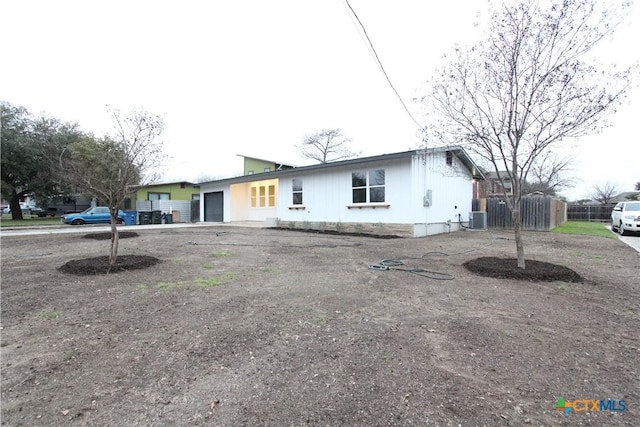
[411,151,474,234]
[199,150,475,236]
[277,157,413,224]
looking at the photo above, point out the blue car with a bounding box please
[60,207,125,225]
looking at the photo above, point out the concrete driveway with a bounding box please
[618,234,640,252]
[606,225,640,253]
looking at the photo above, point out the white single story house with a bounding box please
[197,146,484,237]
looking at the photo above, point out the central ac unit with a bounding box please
[469,211,487,230]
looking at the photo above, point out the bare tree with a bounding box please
[590,182,619,205]
[60,108,165,266]
[521,152,574,196]
[298,129,360,163]
[420,0,634,268]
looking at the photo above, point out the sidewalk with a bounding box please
[0,222,231,237]
[606,225,640,253]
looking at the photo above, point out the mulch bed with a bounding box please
[81,231,140,240]
[58,255,160,275]
[463,256,583,282]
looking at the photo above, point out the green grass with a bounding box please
[0,215,62,227]
[42,311,60,319]
[260,266,281,274]
[551,221,615,238]
[154,281,185,291]
[210,250,231,257]
[194,272,236,287]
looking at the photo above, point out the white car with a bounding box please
[611,201,640,235]
[2,202,31,214]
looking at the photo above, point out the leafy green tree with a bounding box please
[420,0,634,269]
[1,102,83,219]
[61,108,165,266]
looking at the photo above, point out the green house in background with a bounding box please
[126,181,199,210]
[238,155,296,176]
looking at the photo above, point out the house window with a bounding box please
[352,169,385,203]
[269,185,276,206]
[148,192,170,200]
[251,185,276,208]
[292,179,303,205]
[248,170,254,175]
[446,151,453,166]
[264,167,271,172]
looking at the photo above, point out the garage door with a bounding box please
[204,191,223,222]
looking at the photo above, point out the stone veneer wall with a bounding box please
[274,220,414,238]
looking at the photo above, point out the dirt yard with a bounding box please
[1,225,638,426]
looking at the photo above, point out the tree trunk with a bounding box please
[109,212,119,266]
[8,192,25,220]
[512,208,526,269]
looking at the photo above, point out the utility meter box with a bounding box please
[423,189,432,207]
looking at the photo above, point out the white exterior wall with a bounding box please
[198,182,230,222]
[244,178,278,221]
[410,151,474,236]
[198,179,278,222]
[199,151,475,237]
[229,183,248,221]
[276,157,413,224]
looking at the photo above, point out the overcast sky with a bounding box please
[2,1,638,200]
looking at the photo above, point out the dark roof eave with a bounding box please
[200,146,484,185]
[131,181,199,189]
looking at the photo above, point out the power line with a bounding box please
[343,0,425,131]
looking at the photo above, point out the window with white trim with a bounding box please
[148,192,170,200]
[268,185,275,206]
[292,179,303,205]
[250,185,276,208]
[352,169,385,203]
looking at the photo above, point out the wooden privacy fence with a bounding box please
[566,204,612,222]
[472,196,567,231]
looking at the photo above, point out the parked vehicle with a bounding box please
[35,207,59,217]
[60,207,125,225]
[611,201,640,235]
[2,203,41,215]
[29,206,46,216]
